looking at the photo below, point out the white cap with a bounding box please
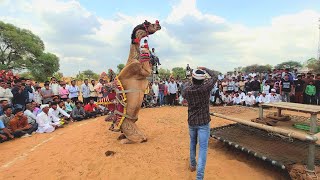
[271,89,276,92]
[40,104,49,110]
[192,69,206,80]
[248,91,252,94]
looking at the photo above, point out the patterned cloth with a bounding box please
[182,69,215,126]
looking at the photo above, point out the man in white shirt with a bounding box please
[233,93,242,105]
[49,102,72,123]
[24,103,37,125]
[152,81,159,105]
[0,80,13,103]
[259,92,270,104]
[262,81,270,95]
[168,78,178,106]
[244,92,256,106]
[268,89,281,103]
[238,90,246,101]
[36,105,59,133]
[49,77,60,96]
[81,79,91,105]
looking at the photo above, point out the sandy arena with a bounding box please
[0,106,291,180]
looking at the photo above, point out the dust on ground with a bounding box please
[0,106,291,179]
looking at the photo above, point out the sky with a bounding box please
[0,0,319,76]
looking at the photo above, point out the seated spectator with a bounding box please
[0,118,14,142]
[84,99,102,118]
[49,102,72,124]
[8,108,37,138]
[238,89,246,102]
[233,93,242,105]
[259,92,270,104]
[0,99,9,116]
[0,106,14,127]
[268,89,281,103]
[32,101,41,116]
[222,93,232,106]
[64,98,74,113]
[24,103,37,125]
[36,104,60,133]
[255,92,261,105]
[244,92,256,107]
[71,101,86,121]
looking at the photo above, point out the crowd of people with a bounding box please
[144,68,320,108]
[0,77,110,143]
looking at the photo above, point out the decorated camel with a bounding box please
[97,20,161,144]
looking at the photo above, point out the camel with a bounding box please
[99,20,161,144]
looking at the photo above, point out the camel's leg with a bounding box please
[120,118,147,143]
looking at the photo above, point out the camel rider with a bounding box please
[150,48,161,65]
[186,64,192,78]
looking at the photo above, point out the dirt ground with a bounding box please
[0,106,291,180]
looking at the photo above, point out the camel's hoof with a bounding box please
[120,139,133,144]
[105,150,115,157]
[141,138,148,143]
[117,134,127,140]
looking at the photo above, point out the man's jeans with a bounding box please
[159,92,164,106]
[189,123,210,180]
[281,92,290,102]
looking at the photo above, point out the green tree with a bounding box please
[117,63,125,73]
[52,72,63,81]
[19,71,34,79]
[76,69,99,81]
[0,21,44,69]
[275,60,302,70]
[158,68,171,80]
[28,53,60,82]
[172,67,185,79]
[242,64,272,73]
[306,58,320,73]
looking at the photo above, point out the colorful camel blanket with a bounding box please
[97,76,127,131]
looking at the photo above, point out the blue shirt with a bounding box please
[81,84,90,98]
[68,85,79,98]
[0,120,5,129]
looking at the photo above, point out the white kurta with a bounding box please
[152,84,159,97]
[36,112,59,133]
[244,95,256,106]
[49,107,70,118]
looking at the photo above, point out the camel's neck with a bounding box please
[126,44,140,65]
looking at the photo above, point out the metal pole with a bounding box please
[307,113,317,171]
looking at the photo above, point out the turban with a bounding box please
[40,104,49,110]
[192,69,206,80]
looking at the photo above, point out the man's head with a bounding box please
[58,101,65,107]
[76,101,82,108]
[41,104,50,114]
[248,92,252,96]
[99,79,103,83]
[192,69,206,85]
[144,39,148,43]
[254,76,258,81]
[0,100,8,107]
[309,80,314,85]
[14,108,23,117]
[89,99,94,104]
[45,83,50,90]
[170,78,174,83]
[91,80,95,84]
[51,102,58,110]
[3,106,12,115]
[66,98,71,103]
[51,77,57,84]
[262,92,266,97]
[26,103,34,111]
[25,79,31,85]
[71,80,76,86]
[297,75,302,80]
[271,89,276,94]
[0,79,5,88]
[53,97,60,103]
[152,48,155,52]
[284,74,289,80]
[84,79,88,84]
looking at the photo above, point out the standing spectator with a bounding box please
[50,77,60,96]
[168,78,178,106]
[81,79,91,105]
[11,81,27,110]
[33,86,42,105]
[182,67,215,180]
[59,83,69,101]
[94,79,103,101]
[262,81,270,95]
[158,81,165,107]
[234,79,239,93]
[294,75,305,103]
[0,79,13,103]
[71,101,86,121]
[280,74,294,102]
[68,80,79,103]
[41,83,53,104]
[244,78,251,93]
[222,79,228,93]
[164,80,169,105]
[152,81,159,105]
[89,80,98,102]
[8,108,37,138]
[25,79,34,103]
[250,76,260,97]
[305,81,316,104]
[36,105,57,133]
[314,74,320,105]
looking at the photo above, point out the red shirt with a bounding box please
[84,103,97,112]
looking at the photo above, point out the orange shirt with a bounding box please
[8,115,28,132]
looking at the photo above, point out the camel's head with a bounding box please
[131,20,161,44]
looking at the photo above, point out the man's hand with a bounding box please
[25,124,32,130]
[0,134,7,140]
